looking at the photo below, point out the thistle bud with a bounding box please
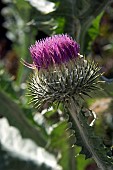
[25,34,101,108]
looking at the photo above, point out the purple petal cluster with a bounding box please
[29,34,80,70]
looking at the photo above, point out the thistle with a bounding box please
[24,34,101,109]
[24,34,113,170]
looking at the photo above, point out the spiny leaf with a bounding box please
[67,107,113,169]
[67,111,92,159]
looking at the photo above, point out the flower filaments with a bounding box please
[26,34,101,108]
[26,34,80,70]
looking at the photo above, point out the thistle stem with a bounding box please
[67,98,111,170]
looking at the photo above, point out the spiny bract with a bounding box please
[28,58,101,109]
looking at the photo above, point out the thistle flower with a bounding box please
[25,34,80,70]
[26,34,101,108]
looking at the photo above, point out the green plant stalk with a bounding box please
[16,32,30,84]
[69,143,77,170]
[78,0,111,53]
[67,98,112,170]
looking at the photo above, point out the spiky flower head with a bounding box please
[25,34,101,109]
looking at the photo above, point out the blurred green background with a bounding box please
[0,0,113,170]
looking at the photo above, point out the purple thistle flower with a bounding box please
[26,34,102,110]
[25,34,80,70]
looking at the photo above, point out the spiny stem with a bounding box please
[67,98,112,170]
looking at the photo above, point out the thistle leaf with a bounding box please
[67,106,113,169]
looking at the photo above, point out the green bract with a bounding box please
[28,57,101,109]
